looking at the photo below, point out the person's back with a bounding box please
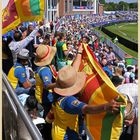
[35,66,54,104]
[8,62,25,89]
[56,33,68,70]
[52,96,81,140]
[56,41,65,60]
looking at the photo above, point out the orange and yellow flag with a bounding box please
[2,0,44,34]
[79,44,126,140]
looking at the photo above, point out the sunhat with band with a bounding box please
[54,65,86,96]
[34,44,56,66]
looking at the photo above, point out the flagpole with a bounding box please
[44,0,46,23]
[50,0,52,22]
[44,0,48,23]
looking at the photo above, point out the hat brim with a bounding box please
[124,100,133,120]
[54,72,86,96]
[34,47,56,66]
[17,55,29,59]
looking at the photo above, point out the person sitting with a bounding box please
[106,47,116,62]
[24,96,46,139]
[103,61,113,78]
[7,49,34,95]
[113,66,125,84]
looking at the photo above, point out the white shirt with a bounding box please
[9,26,39,64]
[117,83,138,120]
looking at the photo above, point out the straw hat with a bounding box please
[120,93,134,120]
[34,44,56,66]
[54,65,86,96]
[124,100,134,120]
[117,83,137,120]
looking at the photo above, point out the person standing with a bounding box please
[51,65,124,140]
[8,25,40,64]
[50,21,54,33]
[55,32,71,70]
[34,44,57,140]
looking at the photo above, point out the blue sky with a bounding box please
[106,0,137,3]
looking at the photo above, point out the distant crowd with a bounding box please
[2,14,138,140]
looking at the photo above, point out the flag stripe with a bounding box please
[101,113,117,140]
[2,18,20,34]
[79,44,126,140]
[2,0,19,28]
[2,0,44,34]
[88,83,107,105]
[86,112,106,140]
[15,0,44,21]
[87,84,108,140]
[85,44,117,89]
[86,80,104,104]
[20,0,32,16]
[82,74,104,103]
[30,0,40,15]
[2,0,20,34]
[110,107,125,140]
[89,83,119,105]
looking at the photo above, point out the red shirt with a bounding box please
[94,41,99,49]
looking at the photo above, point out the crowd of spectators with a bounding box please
[2,13,138,140]
[62,11,138,27]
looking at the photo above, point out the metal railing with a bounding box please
[2,73,43,140]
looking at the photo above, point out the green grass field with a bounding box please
[105,22,138,43]
[94,26,138,58]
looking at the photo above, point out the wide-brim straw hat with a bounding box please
[34,44,56,66]
[54,65,86,96]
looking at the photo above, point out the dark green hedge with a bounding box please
[101,26,138,52]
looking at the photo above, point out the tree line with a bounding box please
[99,0,138,11]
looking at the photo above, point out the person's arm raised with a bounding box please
[72,43,84,72]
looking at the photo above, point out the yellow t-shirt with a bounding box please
[62,43,68,51]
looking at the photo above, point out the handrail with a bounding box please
[2,72,43,140]
[3,89,18,117]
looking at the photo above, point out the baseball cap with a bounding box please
[17,49,29,59]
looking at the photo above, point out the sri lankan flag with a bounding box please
[79,44,126,140]
[2,0,44,34]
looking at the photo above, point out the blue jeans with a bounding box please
[15,87,30,95]
[15,78,36,95]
